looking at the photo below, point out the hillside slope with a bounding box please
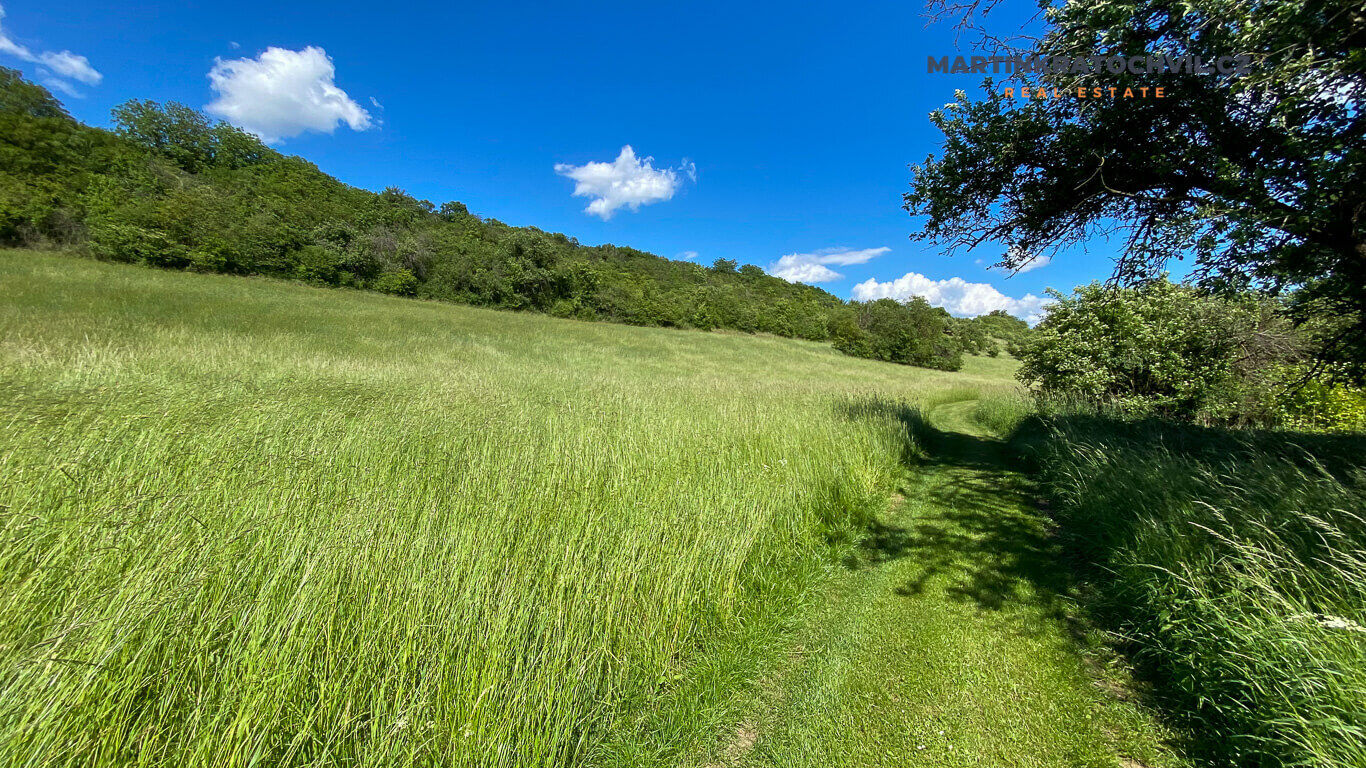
[0,250,1016,767]
[0,68,848,341]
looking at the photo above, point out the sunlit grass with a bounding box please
[0,250,1016,767]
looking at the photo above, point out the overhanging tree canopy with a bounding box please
[907,0,1365,377]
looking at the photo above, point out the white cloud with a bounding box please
[767,246,890,284]
[812,246,891,266]
[1013,254,1051,273]
[0,4,102,95]
[677,250,699,260]
[37,49,100,84]
[206,46,373,143]
[852,272,1049,323]
[772,260,843,283]
[554,146,690,219]
[40,76,80,97]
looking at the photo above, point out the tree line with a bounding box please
[0,68,1015,372]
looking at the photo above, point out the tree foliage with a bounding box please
[948,309,1033,357]
[908,0,1366,378]
[833,298,964,370]
[0,68,1007,371]
[1019,279,1319,423]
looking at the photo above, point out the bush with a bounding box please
[292,244,344,284]
[1019,280,1307,424]
[1277,376,1366,432]
[948,315,992,355]
[88,222,188,267]
[372,268,418,296]
[834,298,962,371]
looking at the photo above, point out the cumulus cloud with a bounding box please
[0,4,102,95]
[767,246,890,284]
[554,146,690,219]
[852,272,1049,323]
[206,46,373,143]
[771,260,843,283]
[677,250,699,260]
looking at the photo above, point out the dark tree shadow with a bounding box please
[1009,411,1366,481]
[842,397,1366,766]
[838,398,1083,635]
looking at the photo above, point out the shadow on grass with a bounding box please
[1004,412,1366,582]
[838,398,1079,630]
[993,409,1366,767]
[1009,411,1366,481]
[846,396,1366,766]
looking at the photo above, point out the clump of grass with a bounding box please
[1033,416,1366,766]
[970,390,1034,436]
[0,251,1011,767]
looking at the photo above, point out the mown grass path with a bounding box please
[701,399,1183,768]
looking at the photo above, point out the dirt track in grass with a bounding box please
[699,399,1186,768]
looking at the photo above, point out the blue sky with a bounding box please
[2,0,1128,320]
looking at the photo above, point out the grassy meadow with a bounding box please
[0,250,1017,767]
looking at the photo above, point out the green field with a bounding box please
[0,250,1040,766]
[1,1,1359,763]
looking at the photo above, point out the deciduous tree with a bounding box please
[908,0,1365,377]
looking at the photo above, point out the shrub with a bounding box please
[292,244,344,284]
[372,268,418,296]
[1277,376,1366,433]
[834,298,962,371]
[88,221,188,267]
[1019,280,1307,424]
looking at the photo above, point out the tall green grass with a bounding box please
[970,389,1034,436]
[0,251,1016,767]
[1016,411,1366,767]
